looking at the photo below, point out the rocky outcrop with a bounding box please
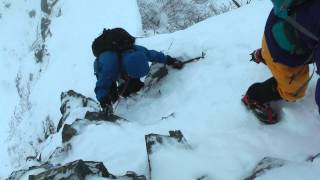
[7,160,146,180]
[57,90,100,132]
[145,130,191,180]
[244,154,320,180]
[137,0,232,34]
[29,160,113,180]
[34,0,61,63]
[57,90,127,143]
[244,157,287,180]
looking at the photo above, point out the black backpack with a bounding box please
[92,28,135,57]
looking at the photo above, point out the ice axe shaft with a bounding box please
[182,52,206,64]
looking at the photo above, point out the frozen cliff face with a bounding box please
[137,0,245,34]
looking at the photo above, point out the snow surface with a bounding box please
[1,0,320,179]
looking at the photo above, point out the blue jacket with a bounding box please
[94,45,169,102]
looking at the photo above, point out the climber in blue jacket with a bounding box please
[92,28,183,114]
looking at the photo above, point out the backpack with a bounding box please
[270,0,319,59]
[271,0,308,18]
[271,0,319,42]
[92,28,135,79]
[92,28,135,58]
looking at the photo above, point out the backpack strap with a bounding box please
[285,16,319,42]
[275,0,319,42]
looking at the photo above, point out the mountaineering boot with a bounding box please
[243,77,282,124]
[241,95,278,124]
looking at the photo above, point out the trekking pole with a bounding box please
[182,51,206,65]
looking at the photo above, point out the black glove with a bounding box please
[166,56,184,69]
[99,97,113,115]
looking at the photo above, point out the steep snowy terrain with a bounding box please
[1,0,320,179]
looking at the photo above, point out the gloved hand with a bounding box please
[250,48,265,64]
[99,97,113,116]
[166,56,184,69]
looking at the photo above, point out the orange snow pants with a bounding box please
[261,36,309,101]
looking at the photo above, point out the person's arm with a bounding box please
[94,52,119,103]
[314,45,320,112]
[134,45,168,63]
[134,45,183,69]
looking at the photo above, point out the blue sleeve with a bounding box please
[134,45,169,63]
[94,52,119,102]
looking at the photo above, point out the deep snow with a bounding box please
[1,0,320,179]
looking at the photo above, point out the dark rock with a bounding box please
[8,160,145,180]
[244,157,287,180]
[29,10,36,18]
[145,130,190,180]
[168,130,186,143]
[28,160,114,180]
[307,152,320,162]
[197,175,209,180]
[41,0,59,15]
[145,130,189,154]
[41,0,50,14]
[57,90,99,132]
[62,124,77,143]
[4,3,11,8]
[85,111,124,122]
[47,143,72,162]
[34,44,47,63]
[118,171,147,180]
[7,163,53,180]
[60,112,126,143]
[40,17,51,41]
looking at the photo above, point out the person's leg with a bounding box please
[261,36,309,101]
[118,78,144,97]
[245,36,309,103]
[246,77,282,103]
[109,82,119,103]
[242,35,309,123]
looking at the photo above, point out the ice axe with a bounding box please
[181,51,206,65]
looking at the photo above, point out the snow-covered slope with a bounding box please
[2,0,320,179]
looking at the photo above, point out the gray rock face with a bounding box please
[28,160,113,180]
[8,160,146,180]
[137,0,231,33]
[145,130,190,155]
[61,113,125,143]
[145,130,191,180]
[57,90,100,132]
[307,152,320,162]
[58,90,126,143]
[46,144,72,163]
[61,124,77,143]
[7,163,54,180]
[41,0,59,15]
[84,111,125,122]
